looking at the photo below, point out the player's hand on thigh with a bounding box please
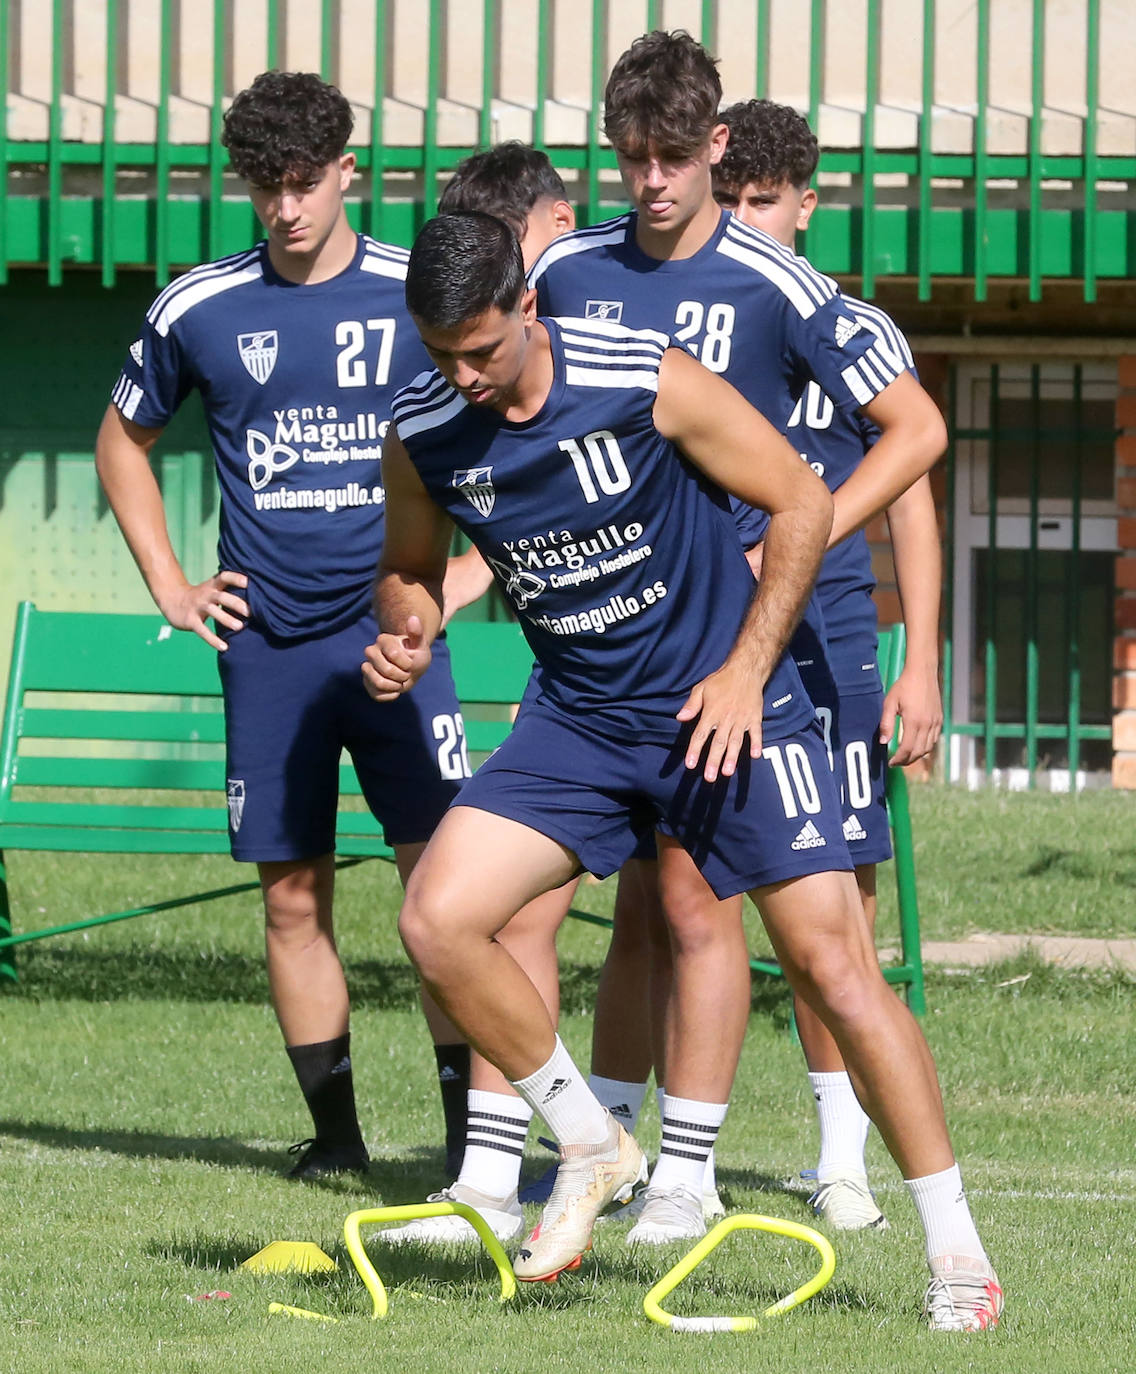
[879,663,943,766]
[677,659,764,783]
[362,615,433,701]
[160,569,249,651]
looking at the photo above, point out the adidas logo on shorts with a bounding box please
[791,820,827,851]
[843,813,869,842]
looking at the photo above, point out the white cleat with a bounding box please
[626,1184,706,1245]
[924,1254,1004,1332]
[378,1183,524,1244]
[808,1170,889,1231]
[513,1118,647,1282]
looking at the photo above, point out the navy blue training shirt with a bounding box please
[530,212,914,681]
[392,316,814,744]
[785,296,917,692]
[110,235,429,640]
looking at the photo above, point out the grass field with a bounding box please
[1,785,1133,1372]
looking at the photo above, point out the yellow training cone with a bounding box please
[242,1241,338,1275]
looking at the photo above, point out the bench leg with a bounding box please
[886,770,926,1016]
[0,849,16,984]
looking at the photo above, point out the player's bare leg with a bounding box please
[793,863,943,1228]
[755,866,998,1321]
[620,839,748,1244]
[260,854,369,1177]
[587,859,669,1159]
[385,879,579,1245]
[398,806,647,1279]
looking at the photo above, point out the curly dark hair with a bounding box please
[438,143,567,240]
[222,71,354,184]
[716,100,818,192]
[604,30,721,159]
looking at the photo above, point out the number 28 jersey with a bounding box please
[392,317,814,744]
[110,235,428,640]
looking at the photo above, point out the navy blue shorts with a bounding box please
[456,701,852,899]
[218,614,468,862]
[824,686,892,867]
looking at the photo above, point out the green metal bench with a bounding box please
[0,602,534,982]
[747,624,926,1013]
[0,602,923,1012]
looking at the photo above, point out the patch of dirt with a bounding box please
[879,933,1136,972]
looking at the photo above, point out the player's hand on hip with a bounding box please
[362,615,433,701]
[879,662,943,766]
[677,660,764,783]
[160,570,249,651]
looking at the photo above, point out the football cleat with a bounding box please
[286,1137,369,1180]
[513,1117,647,1282]
[626,1184,706,1245]
[924,1254,1004,1332]
[378,1183,524,1244]
[808,1170,889,1230]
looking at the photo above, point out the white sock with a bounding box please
[702,1147,718,1195]
[649,1094,728,1194]
[656,1085,666,1124]
[512,1036,610,1147]
[906,1164,986,1263]
[588,1075,648,1132]
[810,1070,871,1180]
[455,1090,532,1200]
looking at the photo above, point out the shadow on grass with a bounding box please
[0,1117,443,1196]
[1021,845,1136,883]
[11,943,796,1021]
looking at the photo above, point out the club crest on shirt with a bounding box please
[452,466,496,517]
[237,330,279,384]
[226,778,246,832]
[585,300,624,323]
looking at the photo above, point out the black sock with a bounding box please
[434,1042,471,1173]
[286,1033,364,1146]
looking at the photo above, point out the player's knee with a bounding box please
[789,941,882,1027]
[262,891,329,940]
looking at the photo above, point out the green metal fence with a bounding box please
[0,0,1131,294]
[943,360,1118,789]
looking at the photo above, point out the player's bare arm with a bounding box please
[441,545,495,626]
[826,370,946,547]
[880,473,943,765]
[95,404,249,651]
[652,346,833,780]
[364,428,453,701]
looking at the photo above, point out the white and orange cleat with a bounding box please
[513,1116,647,1283]
[924,1254,1004,1331]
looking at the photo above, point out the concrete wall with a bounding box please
[6,0,1134,155]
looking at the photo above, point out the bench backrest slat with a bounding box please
[1,604,533,855]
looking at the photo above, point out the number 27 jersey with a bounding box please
[392,317,813,744]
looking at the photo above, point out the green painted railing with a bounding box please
[0,0,1130,291]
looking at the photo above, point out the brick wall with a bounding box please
[1112,355,1136,787]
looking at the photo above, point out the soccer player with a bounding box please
[95,71,482,1179]
[374,142,584,1244]
[526,34,1002,1331]
[529,28,944,1229]
[438,140,575,262]
[365,211,1001,1332]
[712,97,944,1230]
